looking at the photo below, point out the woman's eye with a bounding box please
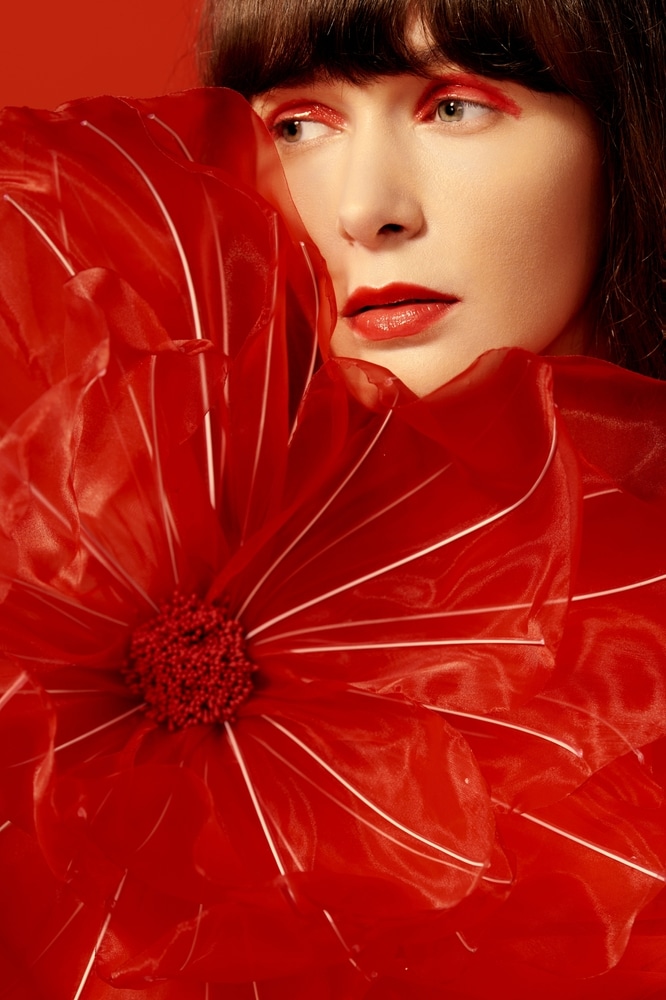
[435,99,489,124]
[273,118,333,144]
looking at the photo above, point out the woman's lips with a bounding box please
[348,300,457,341]
[342,283,459,342]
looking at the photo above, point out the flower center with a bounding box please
[124,591,256,731]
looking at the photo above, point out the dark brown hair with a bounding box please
[200,0,666,378]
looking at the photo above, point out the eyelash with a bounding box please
[268,91,497,146]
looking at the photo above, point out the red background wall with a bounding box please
[0,0,200,111]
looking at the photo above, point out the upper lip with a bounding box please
[342,283,459,317]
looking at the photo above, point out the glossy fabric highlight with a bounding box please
[0,90,665,999]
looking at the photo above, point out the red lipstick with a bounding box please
[342,283,459,341]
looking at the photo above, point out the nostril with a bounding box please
[379,223,405,234]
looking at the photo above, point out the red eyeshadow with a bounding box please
[419,73,522,118]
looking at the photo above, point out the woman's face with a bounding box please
[253,66,604,395]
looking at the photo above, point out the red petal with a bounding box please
[0,660,55,832]
[239,352,572,715]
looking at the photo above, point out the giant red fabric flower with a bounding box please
[0,89,666,1000]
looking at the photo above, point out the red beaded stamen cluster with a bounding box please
[124,591,256,731]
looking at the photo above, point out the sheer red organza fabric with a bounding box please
[0,90,665,1000]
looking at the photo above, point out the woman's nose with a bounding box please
[336,131,425,247]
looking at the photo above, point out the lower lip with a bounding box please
[346,301,457,341]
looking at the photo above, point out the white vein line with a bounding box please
[242,408,393,625]
[482,872,513,886]
[38,706,144,762]
[179,902,204,972]
[80,119,216,508]
[321,909,367,976]
[572,571,666,602]
[23,469,154,607]
[10,654,72,667]
[145,113,194,160]
[3,195,75,276]
[261,803,367,976]
[3,576,129,627]
[135,794,173,853]
[457,729,495,742]
[144,115,230,356]
[52,152,71,253]
[251,733,477,874]
[455,931,478,953]
[150,480,182,554]
[248,421,558,639]
[83,787,113,829]
[19,487,148,607]
[126,382,154,459]
[35,902,85,962]
[248,803,364,977]
[256,789,367,977]
[80,120,202,339]
[100,358,180,544]
[287,242,320,444]
[96,374,166,535]
[146,115,231,366]
[262,463,449,609]
[54,705,144,753]
[263,717,484,869]
[25,480,73,530]
[198,353,217,510]
[426,705,583,759]
[29,591,95,631]
[149,356,178,583]
[217,215,230,363]
[536,694,644,762]
[72,936,100,999]
[253,601,532,647]
[0,672,29,712]
[98,350,153,459]
[146,113,231,486]
[252,983,260,1000]
[240,216,280,545]
[224,722,286,876]
[298,243,320,389]
[72,871,127,1000]
[500,803,665,882]
[0,821,10,834]
[78,523,158,610]
[285,637,546,654]
[266,808,304,871]
[583,487,622,500]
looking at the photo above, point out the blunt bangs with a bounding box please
[200,0,613,105]
[201,0,428,95]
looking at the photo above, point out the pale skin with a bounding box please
[253,63,605,396]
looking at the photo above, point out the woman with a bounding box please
[202,0,665,388]
[0,1,665,998]
[199,0,666,994]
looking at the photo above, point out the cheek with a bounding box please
[460,135,603,332]
[279,157,339,256]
